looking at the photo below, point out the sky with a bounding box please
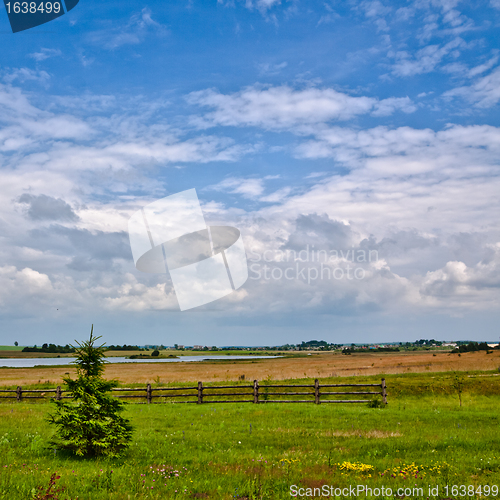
[0,0,499,347]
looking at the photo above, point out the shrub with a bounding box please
[367,398,384,408]
[151,349,160,357]
[48,326,133,458]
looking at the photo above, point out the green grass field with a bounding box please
[0,372,499,499]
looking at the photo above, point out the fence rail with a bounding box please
[0,379,387,405]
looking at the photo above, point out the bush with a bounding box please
[151,349,160,357]
[48,326,133,458]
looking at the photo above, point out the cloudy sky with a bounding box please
[0,0,499,346]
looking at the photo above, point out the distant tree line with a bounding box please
[299,340,329,349]
[106,345,143,351]
[22,344,75,353]
[414,339,443,346]
[454,342,495,353]
[22,343,143,354]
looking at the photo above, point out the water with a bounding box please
[0,355,279,368]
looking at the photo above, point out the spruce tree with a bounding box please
[49,326,133,457]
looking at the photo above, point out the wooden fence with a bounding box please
[0,379,387,405]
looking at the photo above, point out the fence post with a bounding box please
[146,383,152,404]
[253,380,259,404]
[197,381,203,404]
[381,378,387,404]
[56,386,62,401]
[314,379,320,404]
[16,386,22,402]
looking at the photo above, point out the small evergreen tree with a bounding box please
[49,326,133,457]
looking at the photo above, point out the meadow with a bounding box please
[0,367,499,499]
[1,349,500,387]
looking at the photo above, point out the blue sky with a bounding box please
[0,0,499,346]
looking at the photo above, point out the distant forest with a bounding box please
[455,341,495,353]
[22,344,75,353]
[106,345,143,351]
[22,344,142,353]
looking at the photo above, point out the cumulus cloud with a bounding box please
[26,225,132,263]
[0,79,499,322]
[18,194,79,222]
[235,207,500,316]
[0,83,265,321]
[103,276,178,311]
[294,124,500,176]
[419,244,500,309]
[0,265,53,309]
[187,85,415,129]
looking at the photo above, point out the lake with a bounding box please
[0,355,279,368]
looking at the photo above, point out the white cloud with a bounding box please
[256,0,281,11]
[358,0,391,19]
[284,124,500,241]
[2,68,50,86]
[0,81,499,321]
[86,8,168,50]
[371,97,417,116]
[355,0,391,32]
[0,265,53,309]
[207,177,265,198]
[295,123,500,171]
[257,61,287,75]
[419,244,500,309]
[188,85,415,129]
[0,84,93,150]
[260,186,292,202]
[389,37,465,77]
[468,55,499,78]
[243,0,282,14]
[28,48,62,62]
[103,276,178,311]
[443,67,500,108]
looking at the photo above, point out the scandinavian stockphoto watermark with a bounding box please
[128,188,248,312]
[248,246,379,284]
